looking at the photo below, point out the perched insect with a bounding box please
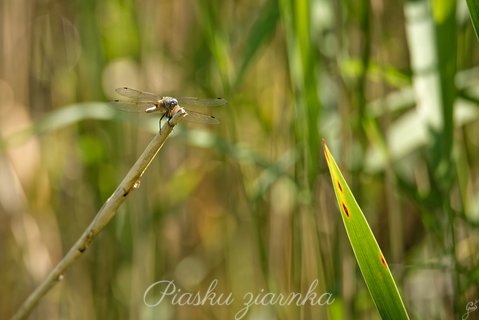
[113,87,227,127]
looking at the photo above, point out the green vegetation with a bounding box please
[1,0,479,319]
[324,142,409,319]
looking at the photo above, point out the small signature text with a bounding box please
[462,299,479,320]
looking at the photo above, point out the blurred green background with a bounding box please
[1,0,479,319]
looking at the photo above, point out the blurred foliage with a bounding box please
[1,0,479,319]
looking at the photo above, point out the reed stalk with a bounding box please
[10,109,187,320]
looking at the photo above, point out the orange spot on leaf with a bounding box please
[341,202,350,219]
[380,255,387,269]
[337,180,343,193]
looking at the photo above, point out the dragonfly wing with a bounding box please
[115,87,160,101]
[111,100,157,113]
[184,109,220,124]
[177,97,227,108]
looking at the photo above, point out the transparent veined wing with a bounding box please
[184,109,220,124]
[115,87,160,101]
[111,99,157,113]
[177,97,227,108]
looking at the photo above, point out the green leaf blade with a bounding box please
[466,0,479,41]
[323,141,409,319]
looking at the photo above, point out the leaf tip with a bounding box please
[322,139,330,162]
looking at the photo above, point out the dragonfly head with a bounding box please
[163,97,178,110]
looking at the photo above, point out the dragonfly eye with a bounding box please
[164,98,178,108]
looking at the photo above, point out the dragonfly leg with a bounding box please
[158,112,167,133]
[166,113,176,128]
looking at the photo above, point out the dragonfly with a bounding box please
[113,87,227,126]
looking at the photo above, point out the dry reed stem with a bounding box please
[10,109,187,320]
